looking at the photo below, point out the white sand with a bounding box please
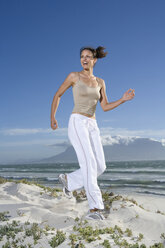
[0,181,165,247]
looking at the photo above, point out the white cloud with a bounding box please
[1,126,165,139]
[1,134,163,149]
[0,128,68,136]
[0,126,165,149]
[0,128,51,135]
[101,135,139,146]
[99,127,165,140]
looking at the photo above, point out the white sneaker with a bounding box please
[58,174,73,199]
[85,210,105,220]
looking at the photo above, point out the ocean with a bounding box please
[0,160,165,196]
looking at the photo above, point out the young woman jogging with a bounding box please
[50,46,135,220]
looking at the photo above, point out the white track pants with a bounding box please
[66,113,106,210]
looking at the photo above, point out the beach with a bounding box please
[0,178,165,247]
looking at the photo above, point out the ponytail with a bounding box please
[80,46,108,59]
[95,46,108,58]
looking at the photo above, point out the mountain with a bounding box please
[38,137,165,163]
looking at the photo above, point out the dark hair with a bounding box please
[80,46,108,59]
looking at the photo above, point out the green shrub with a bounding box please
[49,230,66,247]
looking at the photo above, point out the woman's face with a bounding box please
[80,49,97,70]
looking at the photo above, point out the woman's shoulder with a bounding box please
[96,77,105,88]
[67,71,79,80]
[66,72,79,86]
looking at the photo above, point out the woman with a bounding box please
[50,46,135,220]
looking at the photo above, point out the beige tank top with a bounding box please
[72,72,101,116]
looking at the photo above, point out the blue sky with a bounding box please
[0,0,165,164]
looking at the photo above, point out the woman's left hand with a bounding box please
[122,88,135,102]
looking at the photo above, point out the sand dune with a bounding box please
[0,181,165,247]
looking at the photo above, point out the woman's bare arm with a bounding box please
[99,79,135,112]
[50,72,76,129]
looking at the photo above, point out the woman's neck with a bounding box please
[81,69,94,78]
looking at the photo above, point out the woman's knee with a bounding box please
[97,163,106,176]
[103,163,106,172]
[101,163,106,173]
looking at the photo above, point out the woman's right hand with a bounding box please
[51,118,58,130]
